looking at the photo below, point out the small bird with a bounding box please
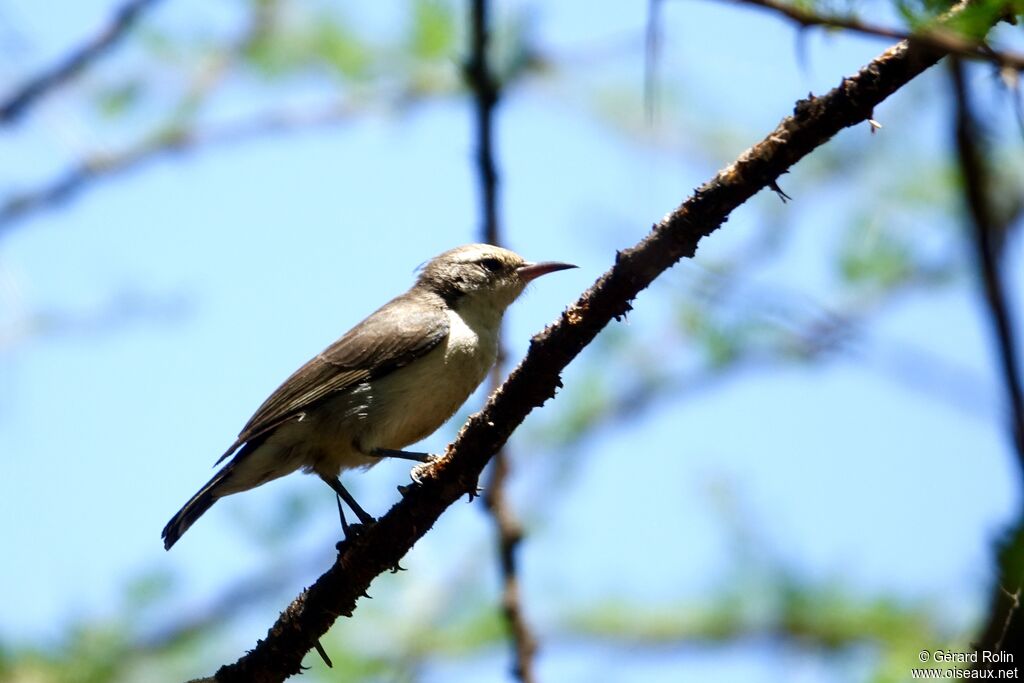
[162,244,575,549]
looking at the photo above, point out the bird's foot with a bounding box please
[410,454,441,483]
[334,520,374,553]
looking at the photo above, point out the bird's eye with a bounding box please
[479,258,503,273]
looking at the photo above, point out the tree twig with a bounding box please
[197,13,977,681]
[464,1,540,680]
[0,0,166,124]
[724,0,1024,71]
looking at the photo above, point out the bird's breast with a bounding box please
[350,306,498,453]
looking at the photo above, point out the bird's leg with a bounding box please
[319,475,375,527]
[369,448,441,483]
[334,493,350,536]
[369,448,436,464]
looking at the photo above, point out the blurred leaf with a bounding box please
[136,26,184,61]
[304,643,392,683]
[837,221,913,289]
[409,0,456,60]
[679,305,741,368]
[94,81,143,119]
[243,14,370,81]
[313,18,370,79]
[243,29,295,76]
[428,607,506,654]
[532,372,611,446]
[123,570,176,612]
[944,0,1016,39]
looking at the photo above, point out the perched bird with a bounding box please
[162,244,575,549]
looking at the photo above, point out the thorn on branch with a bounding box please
[613,301,634,323]
[793,93,818,119]
[769,179,793,202]
[313,641,333,668]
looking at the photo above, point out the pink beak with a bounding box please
[517,261,577,283]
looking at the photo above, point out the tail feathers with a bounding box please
[162,463,234,550]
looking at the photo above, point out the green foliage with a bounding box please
[890,0,1021,33]
[304,645,394,683]
[428,607,507,655]
[565,568,958,680]
[94,81,143,119]
[0,624,126,683]
[837,220,915,290]
[123,570,176,610]
[532,372,612,446]
[409,0,456,60]
[243,14,370,80]
[678,304,735,368]
[313,19,371,79]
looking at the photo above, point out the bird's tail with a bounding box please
[162,461,235,550]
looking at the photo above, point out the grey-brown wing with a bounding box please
[217,292,449,461]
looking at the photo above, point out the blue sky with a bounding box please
[1,1,1023,681]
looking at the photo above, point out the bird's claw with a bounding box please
[409,454,441,483]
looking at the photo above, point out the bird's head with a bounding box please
[417,244,576,311]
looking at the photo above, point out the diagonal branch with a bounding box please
[209,37,956,682]
[0,0,166,124]
[724,0,1024,71]
[202,14,977,683]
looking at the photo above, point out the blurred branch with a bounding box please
[0,2,333,239]
[466,0,500,246]
[464,1,539,681]
[951,58,1024,661]
[0,0,165,124]
[482,438,537,683]
[190,11,991,681]
[951,62,1024,462]
[724,0,1024,71]
[0,100,357,235]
